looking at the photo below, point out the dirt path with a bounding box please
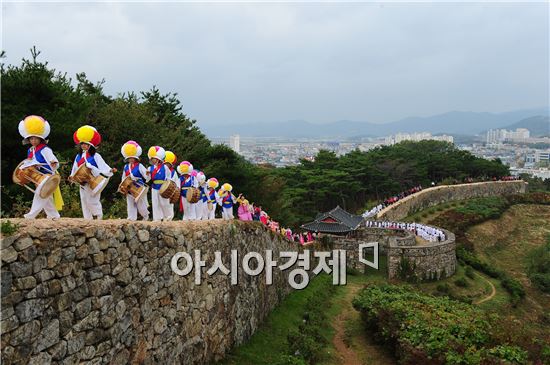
[332,284,363,365]
[331,282,396,365]
[473,272,496,305]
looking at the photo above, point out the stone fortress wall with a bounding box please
[373,180,527,280]
[377,180,528,221]
[1,219,302,365]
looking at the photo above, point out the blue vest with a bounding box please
[221,193,234,209]
[124,163,145,185]
[29,146,53,174]
[180,175,195,198]
[208,188,217,202]
[74,153,98,168]
[149,164,167,190]
[199,185,208,202]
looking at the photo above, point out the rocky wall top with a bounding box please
[377,181,527,221]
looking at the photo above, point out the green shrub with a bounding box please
[273,355,307,365]
[352,285,528,364]
[285,275,336,364]
[526,237,550,293]
[436,283,450,294]
[397,258,418,282]
[458,247,525,305]
[454,277,468,287]
[501,278,526,306]
[1,220,19,236]
[465,266,475,279]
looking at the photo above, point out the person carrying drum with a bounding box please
[17,115,62,219]
[70,125,116,220]
[164,151,179,221]
[195,171,208,220]
[177,161,198,220]
[147,146,173,221]
[218,183,239,220]
[206,177,220,220]
[120,141,149,221]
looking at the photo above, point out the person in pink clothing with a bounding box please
[285,228,293,241]
[237,199,253,221]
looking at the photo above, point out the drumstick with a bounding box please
[22,184,36,194]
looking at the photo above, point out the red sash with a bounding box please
[125,162,138,177]
[28,143,46,159]
[77,152,88,167]
[151,163,163,180]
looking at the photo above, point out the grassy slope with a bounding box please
[408,202,550,358]
[221,258,394,365]
[221,273,336,365]
[464,204,550,345]
[223,202,549,365]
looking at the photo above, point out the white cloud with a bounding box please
[2,2,548,124]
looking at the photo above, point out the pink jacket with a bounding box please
[238,205,252,221]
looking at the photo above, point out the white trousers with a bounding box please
[222,206,234,220]
[151,189,172,221]
[24,184,60,219]
[182,198,196,221]
[126,194,149,221]
[208,204,216,220]
[195,201,208,220]
[80,185,102,219]
[165,203,174,221]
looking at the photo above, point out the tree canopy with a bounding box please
[1,49,509,226]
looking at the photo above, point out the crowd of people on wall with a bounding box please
[362,185,423,218]
[362,175,523,219]
[235,200,317,244]
[15,115,319,244]
[15,115,521,247]
[365,220,446,242]
[15,117,264,223]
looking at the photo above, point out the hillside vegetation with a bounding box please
[2,50,508,226]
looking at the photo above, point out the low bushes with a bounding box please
[526,236,550,293]
[457,247,525,306]
[285,275,337,364]
[352,285,528,365]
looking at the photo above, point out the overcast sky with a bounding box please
[2,2,549,126]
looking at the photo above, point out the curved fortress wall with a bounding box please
[386,229,456,281]
[1,219,300,365]
[377,181,528,221]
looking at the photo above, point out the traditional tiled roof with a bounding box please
[301,206,363,234]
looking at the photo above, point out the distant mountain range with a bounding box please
[501,115,550,137]
[198,107,549,139]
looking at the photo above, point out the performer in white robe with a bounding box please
[164,151,180,221]
[218,183,237,220]
[18,115,62,219]
[177,161,198,221]
[205,177,220,220]
[70,125,115,220]
[147,146,173,221]
[120,141,149,221]
[195,171,208,220]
